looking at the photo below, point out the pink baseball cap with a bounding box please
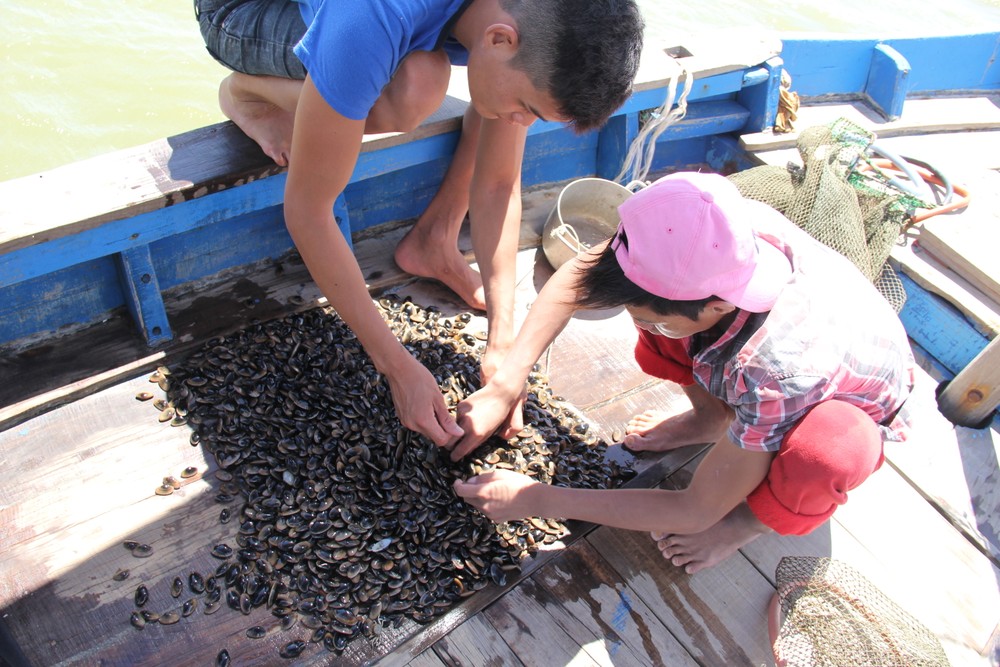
[612,172,792,313]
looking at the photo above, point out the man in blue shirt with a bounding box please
[195,0,644,447]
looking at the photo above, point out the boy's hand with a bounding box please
[386,355,463,448]
[453,469,541,522]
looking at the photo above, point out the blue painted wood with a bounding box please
[334,194,352,250]
[897,271,990,376]
[0,258,123,344]
[115,245,172,345]
[865,44,910,121]
[737,57,783,132]
[781,33,1000,97]
[596,113,640,181]
[149,205,292,288]
[0,175,288,290]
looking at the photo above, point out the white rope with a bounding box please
[614,67,694,186]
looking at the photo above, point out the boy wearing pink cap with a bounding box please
[444,171,914,573]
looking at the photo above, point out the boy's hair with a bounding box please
[503,0,644,132]
[572,232,718,321]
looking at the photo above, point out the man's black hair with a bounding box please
[504,0,644,132]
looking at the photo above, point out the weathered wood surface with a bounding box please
[4,241,1000,666]
[740,95,1000,152]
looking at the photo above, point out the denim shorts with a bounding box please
[195,0,308,79]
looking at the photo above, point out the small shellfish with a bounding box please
[135,392,154,402]
[182,598,197,617]
[246,626,266,639]
[180,466,199,479]
[154,484,174,496]
[112,568,130,582]
[216,650,230,667]
[134,585,148,607]
[158,611,180,625]
[132,544,153,558]
[211,544,233,559]
[279,641,307,659]
[189,572,205,594]
[170,577,183,598]
[129,611,145,630]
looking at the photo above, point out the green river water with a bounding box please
[3,0,1000,182]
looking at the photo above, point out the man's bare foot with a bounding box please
[622,408,727,452]
[395,225,486,310]
[650,503,769,574]
[219,74,297,167]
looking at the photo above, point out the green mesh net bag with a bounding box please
[727,118,925,312]
[770,557,951,667]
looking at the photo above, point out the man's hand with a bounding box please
[448,383,521,461]
[385,354,464,448]
[452,469,542,522]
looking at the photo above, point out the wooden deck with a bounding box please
[2,156,999,666]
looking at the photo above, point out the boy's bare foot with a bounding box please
[395,224,486,311]
[219,74,297,167]
[650,503,769,574]
[623,408,729,452]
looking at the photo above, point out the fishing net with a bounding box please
[771,557,951,667]
[728,118,927,312]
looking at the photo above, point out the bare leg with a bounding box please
[651,503,771,574]
[623,383,733,452]
[219,72,303,167]
[394,106,487,310]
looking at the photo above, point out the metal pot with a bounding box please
[542,178,634,270]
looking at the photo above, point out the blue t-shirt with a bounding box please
[294,0,471,120]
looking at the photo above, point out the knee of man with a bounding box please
[389,51,451,131]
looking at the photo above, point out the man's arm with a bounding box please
[284,76,462,446]
[455,437,774,532]
[468,118,528,380]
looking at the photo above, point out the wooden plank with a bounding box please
[403,647,450,667]
[414,615,524,667]
[529,540,699,666]
[586,523,775,667]
[920,207,1000,306]
[741,95,1000,152]
[482,580,602,667]
[883,353,1000,565]
[936,335,1000,426]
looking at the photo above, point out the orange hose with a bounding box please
[858,158,971,225]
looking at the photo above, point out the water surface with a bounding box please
[3,0,1000,181]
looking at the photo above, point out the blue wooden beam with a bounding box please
[596,112,640,181]
[115,245,172,346]
[736,57,783,132]
[865,44,910,121]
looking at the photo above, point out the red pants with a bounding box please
[635,330,884,535]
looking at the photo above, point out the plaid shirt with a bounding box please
[637,215,915,453]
